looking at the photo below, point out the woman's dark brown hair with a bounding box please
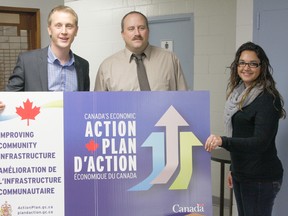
[227,41,286,119]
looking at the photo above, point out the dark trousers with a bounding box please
[232,177,282,216]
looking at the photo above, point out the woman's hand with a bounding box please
[227,171,233,189]
[204,134,222,152]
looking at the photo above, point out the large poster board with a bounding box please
[0,92,64,215]
[0,91,212,216]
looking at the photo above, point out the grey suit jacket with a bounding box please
[6,46,90,91]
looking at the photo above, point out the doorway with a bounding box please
[253,1,288,215]
[0,6,40,91]
[148,14,194,90]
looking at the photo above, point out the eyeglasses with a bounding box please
[237,61,261,68]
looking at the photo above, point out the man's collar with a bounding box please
[126,44,151,62]
[48,45,75,66]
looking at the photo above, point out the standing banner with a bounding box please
[0,92,64,215]
[0,91,212,216]
[64,91,211,216]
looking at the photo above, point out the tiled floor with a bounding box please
[212,204,231,216]
[212,195,237,216]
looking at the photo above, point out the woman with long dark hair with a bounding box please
[205,41,286,216]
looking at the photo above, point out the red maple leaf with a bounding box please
[85,139,99,153]
[16,99,40,126]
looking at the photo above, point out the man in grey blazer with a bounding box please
[6,5,90,92]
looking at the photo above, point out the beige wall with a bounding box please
[236,0,253,47]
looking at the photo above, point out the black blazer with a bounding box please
[6,46,90,91]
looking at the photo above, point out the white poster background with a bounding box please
[0,92,64,216]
